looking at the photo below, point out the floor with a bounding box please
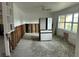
[11,33,75,57]
[0,36,5,57]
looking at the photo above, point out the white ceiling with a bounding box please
[14,2,79,12]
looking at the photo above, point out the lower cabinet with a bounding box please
[25,24,39,33]
[9,24,25,51]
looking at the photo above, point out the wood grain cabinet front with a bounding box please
[10,24,25,50]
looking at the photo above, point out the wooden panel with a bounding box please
[35,24,36,32]
[36,24,39,33]
[10,31,16,50]
[32,24,35,33]
[25,24,39,33]
[10,24,25,50]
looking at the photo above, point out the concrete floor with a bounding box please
[0,36,5,57]
[11,34,75,57]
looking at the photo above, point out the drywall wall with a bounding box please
[13,3,52,27]
[24,10,52,24]
[13,4,26,27]
[52,4,79,46]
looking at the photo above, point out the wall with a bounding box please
[75,24,79,56]
[52,4,79,46]
[52,4,79,56]
[24,11,52,24]
[13,4,26,27]
[13,3,52,27]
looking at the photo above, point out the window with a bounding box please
[58,23,64,29]
[65,14,72,31]
[65,14,72,22]
[58,16,65,22]
[72,13,78,32]
[73,24,78,32]
[65,23,72,31]
[58,15,65,29]
[58,13,78,33]
[48,18,52,30]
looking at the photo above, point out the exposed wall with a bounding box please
[25,24,39,33]
[10,24,25,51]
[52,4,79,46]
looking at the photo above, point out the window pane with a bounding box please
[58,16,65,22]
[58,23,64,29]
[66,14,72,22]
[65,23,71,31]
[72,24,78,32]
[74,13,78,22]
[48,18,52,29]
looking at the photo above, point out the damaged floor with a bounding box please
[11,34,75,57]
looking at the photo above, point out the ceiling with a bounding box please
[14,2,79,12]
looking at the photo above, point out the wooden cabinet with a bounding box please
[25,24,39,33]
[32,24,35,33]
[10,24,25,50]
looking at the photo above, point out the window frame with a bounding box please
[72,13,79,33]
[58,15,65,29]
[58,12,79,33]
[64,14,73,31]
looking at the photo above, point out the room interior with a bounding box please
[0,2,79,57]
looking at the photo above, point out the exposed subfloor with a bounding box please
[11,34,75,57]
[0,36,5,57]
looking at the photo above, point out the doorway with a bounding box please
[39,17,53,41]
